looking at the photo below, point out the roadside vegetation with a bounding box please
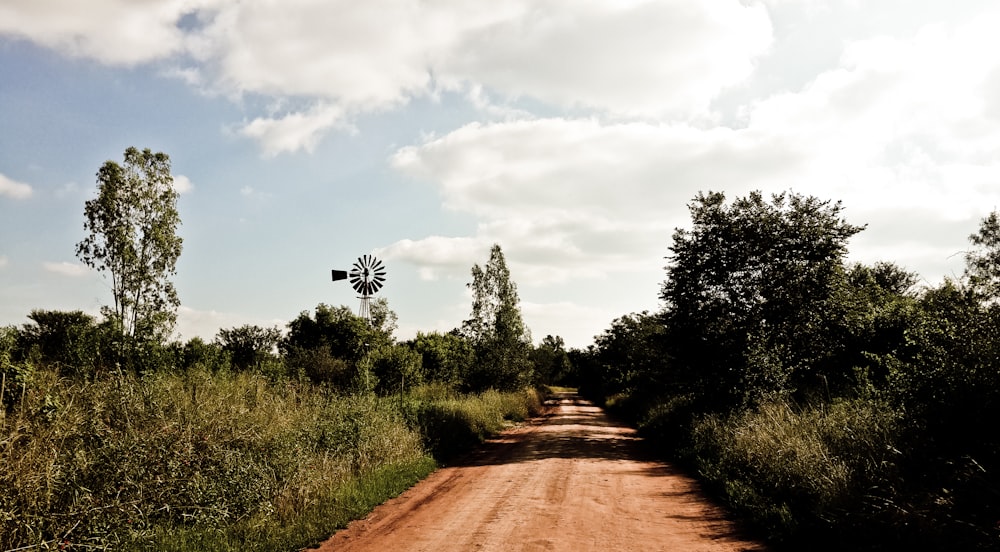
[8,144,997,551]
[574,191,1000,551]
[0,360,541,551]
[1,147,556,551]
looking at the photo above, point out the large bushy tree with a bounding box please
[530,335,573,386]
[215,324,282,371]
[76,147,182,342]
[282,300,398,389]
[661,191,864,408]
[462,244,532,391]
[409,330,473,386]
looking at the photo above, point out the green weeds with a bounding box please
[1,367,541,551]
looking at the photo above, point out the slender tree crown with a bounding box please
[462,244,532,390]
[76,147,182,341]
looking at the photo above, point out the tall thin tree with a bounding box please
[463,244,532,390]
[76,147,183,341]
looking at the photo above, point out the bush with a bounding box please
[0,367,426,550]
[688,397,901,547]
[402,386,543,461]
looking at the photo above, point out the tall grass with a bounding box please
[1,367,543,551]
[688,396,901,547]
[402,384,545,460]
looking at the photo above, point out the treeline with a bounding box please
[573,191,1000,550]
[0,146,570,550]
[0,247,562,549]
[0,296,570,398]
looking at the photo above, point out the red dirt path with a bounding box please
[312,392,767,552]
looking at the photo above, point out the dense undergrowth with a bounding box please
[0,366,543,551]
[573,192,1000,551]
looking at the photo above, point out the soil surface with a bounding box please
[313,392,767,552]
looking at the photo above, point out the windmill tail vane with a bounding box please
[332,254,386,322]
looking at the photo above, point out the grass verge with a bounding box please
[1,368,543,551]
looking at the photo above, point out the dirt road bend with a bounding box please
[313,392,766,552]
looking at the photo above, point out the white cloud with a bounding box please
[437,0,772,119]
[0,1,773,153]
[386,3,1000,287]
[0,173,33,199]
[174,305,285,342]
[744,11,1000,221]
[386,118,796,284]
[172,174,194,194]
[43,261,90,278]
[0,255,8,269]
[0,0,210,65]
[239,103,352,156]
[376,236,487,281]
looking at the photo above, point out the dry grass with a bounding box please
[1,365,545,550]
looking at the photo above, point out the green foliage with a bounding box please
[366,343,423,395]
[138,457,437,552]
[0,367,428,550]
[401,386,544,460]
[661,190,864,409]
[282,302,394,388]
[579,312,666,402]
[462,244,533,391]
[76,147,183,344]
[215,324,282,371]
[1,326,34,410]
[18,310,98,376]
[529,335,573,385]
[408,330,473,386]
[689,398,902,545]
[965,210,1000,300]
[179,337,230,372]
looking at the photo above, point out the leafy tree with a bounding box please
[580,312,666,401]
[179,337,229,371]
[462,244,532,391]
[18,310,97,375]
[215,325,282,371]
[76,147,183,342]
[366,344,423,395]
[530,335,573,385]
[408,330,473,386]
[282,301,396,388]
[830,262,920,390]
[965,210,1000,301]
[661,191,864,409]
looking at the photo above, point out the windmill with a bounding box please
[331,254,386,322]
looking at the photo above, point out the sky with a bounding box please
[2,0,1000,349]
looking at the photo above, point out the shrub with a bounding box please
[0,367,426,550]
[689,397,901,546]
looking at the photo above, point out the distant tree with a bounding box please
[530,335,573,385]
[965,210,1000,301]
[409,330,473,385]
[282,301,396,388]
[215,324,282,371]
[75,147,183,342]
[179,337,229,371]
[661,191,864,408]
[831,262,920,389]
[366,344,423,395]
[19,310,97,376]
[585,312,667,400]
[462,244,532,391]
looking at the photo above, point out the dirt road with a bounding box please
[314,392,766,552]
